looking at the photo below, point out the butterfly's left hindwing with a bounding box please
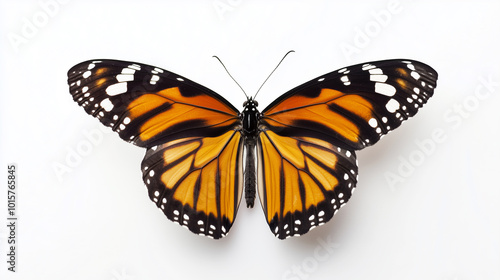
[142,130,243,239]
[68,60,244,239]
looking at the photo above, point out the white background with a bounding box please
[1,1,499,279]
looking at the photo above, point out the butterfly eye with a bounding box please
[243,100,248,107]
[254,100,259,107]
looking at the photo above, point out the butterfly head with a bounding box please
[242,97,258,108]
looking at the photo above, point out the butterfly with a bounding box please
[67,57,437,239]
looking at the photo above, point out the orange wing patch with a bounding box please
[263,89,375,145]
[128,87,239,143]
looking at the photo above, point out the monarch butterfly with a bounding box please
[67,56,437,239]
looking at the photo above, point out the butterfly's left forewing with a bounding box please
[258,59,437,239]
[68,60,244,239]
[68,59,240,147]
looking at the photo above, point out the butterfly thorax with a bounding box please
[241,99,260,138]
[241,99,260,208]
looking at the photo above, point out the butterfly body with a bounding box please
[240,98,260,208]
[68,58,437,239]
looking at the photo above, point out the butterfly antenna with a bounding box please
[213,55,249,99]
[253,50,295,100]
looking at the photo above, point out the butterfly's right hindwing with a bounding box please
[257,131,358,239]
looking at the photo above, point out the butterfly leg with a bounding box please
[244,137,257,208]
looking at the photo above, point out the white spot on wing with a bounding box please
[122,68,136,74]
[386,98,400,113]
[370,74,388,82]
[362,64,376,70]
[369,68,383,75]
[411,71,421,80]
[100,98,114,112]
[106,83,127,96]
[340,75,351,85]
[375,83,396,96]
[116,74,134,82]
[128,64,141,71]
[82,71,91,78]
[150,74,160,84]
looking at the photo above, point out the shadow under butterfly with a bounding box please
[67,53,437,240]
